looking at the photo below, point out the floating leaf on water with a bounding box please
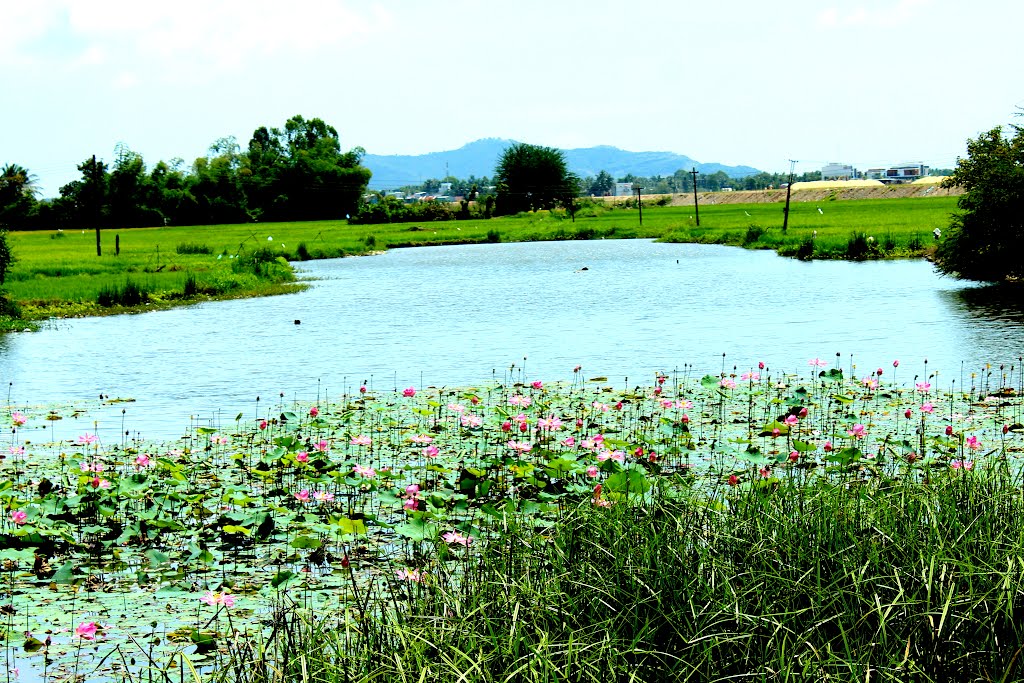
[819,369,844,383]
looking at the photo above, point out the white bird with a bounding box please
[817,207,823,214]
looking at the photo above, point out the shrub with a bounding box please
[743,224,766,245]
[176,242,212,255]
[295,242,311,261]
[846,232,871,260]
[364,234,376,248]
[795,236,815,260]
[485,229,501,243]
[97,278,150,307]
[183,273,199,297]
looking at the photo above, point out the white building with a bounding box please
[821,162,856,181]
[613,182,636,197]
[864,163,930,183]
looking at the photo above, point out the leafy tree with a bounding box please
[0,164,39,227]
[588,170,614,196]
[494,143,576,215]
[935,122,1024,282]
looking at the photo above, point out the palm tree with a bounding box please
[0,164,40,199]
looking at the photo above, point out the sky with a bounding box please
[3,0,1022,198]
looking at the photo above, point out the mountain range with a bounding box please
[362,138,760,189]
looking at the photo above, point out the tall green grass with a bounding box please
[216,463,1024,682]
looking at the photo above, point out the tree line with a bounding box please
[0,115,371,230]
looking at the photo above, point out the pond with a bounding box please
[2,239,1023,442]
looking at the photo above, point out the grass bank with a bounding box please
[1,194,959,329]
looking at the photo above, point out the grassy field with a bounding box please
[1,194,960,330]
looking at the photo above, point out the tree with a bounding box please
[0,164,39,227]
[588,170,614,196]
[494,143,576,215]
[934,121,1024,282]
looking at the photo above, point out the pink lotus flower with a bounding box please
[8,446,24,456]
[945,425,954,436]
[788,451,799,462]
[574,365,582,373]
[537,415,563,431]
[314,439,329,453]
[719,378,737,390]
[592,401,610,412]
[916,382,931,393]
[313,491,334,502]
[893,360,900,367]
[410,434,433,444]
[586,465,599,478]
[759,467,770,478]
[847,424,866,439]
[200,591,235,607]
[403,497,418,510]
[509,394,531,407]
[660,398,675,409]
[295,451,309,463]
[531,380,543,389]
[402,387,416,397]
[784,415,799,426]
[75,622,98,640]
[294,489,311,503]
[824,440,833,452]
[135,454,151,468]
[258,419,268,430]
[740,372,760,381]
[76,433,98,446]
[359,385,367,394]
[500,421,512,432]
[422,445,439,458]
[90,477,111,489]
[441,531,472,546]
[395,568,425,582]
[447,403,466,413]
[904,409,913,419]
[861,377,878,390]
[920,402,935,414]
[460,414,482,428]
[808,358,827,368]
[506,440,532,454]
[210,434,229,445]
[350,434,372,447]
[562,436,576,447]
[728,474,739,486]
[951,459,974,471]
[758,361,766,369]
[405,484,420,497]
[10,510,27,526]
[10,412,26,427]
[309,406,319,418]
[966,435,981,451]
[352,464,377,478]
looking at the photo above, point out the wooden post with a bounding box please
[636,184,643,226]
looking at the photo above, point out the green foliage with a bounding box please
[0,228,11,287]
[175,242,212,254]
[935,122,1024,281]
[494,142,578,215]
[742,223,766,245]
[96,278,150,307]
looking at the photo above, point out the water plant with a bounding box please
[1,355,1022,680]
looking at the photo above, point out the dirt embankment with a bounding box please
[661,182,963,207]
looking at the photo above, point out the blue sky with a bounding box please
[3,0,1022,197]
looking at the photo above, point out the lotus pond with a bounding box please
[2,355,1023,681]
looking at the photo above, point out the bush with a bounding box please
[846,231,871,260]
[97,278,150,307]
[485,229,501,243]
[176,242,212,255]
[743,224,766,245]
[183,273,199,297]
[295,242,311,261]
[795,236,815,260]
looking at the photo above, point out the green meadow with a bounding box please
[2,194,959,328]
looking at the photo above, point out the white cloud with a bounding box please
[5,1,392,82]
[816,0,930,28]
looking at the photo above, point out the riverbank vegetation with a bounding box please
[2,358,1023,680]
[0,194,958,331]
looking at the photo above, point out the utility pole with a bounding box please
[782,159,797,233]
[690,167,700,226]
[92,154,102,256]
[636,184,643,226]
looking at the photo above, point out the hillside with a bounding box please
[658,180,962,206]
[362,138,760,190]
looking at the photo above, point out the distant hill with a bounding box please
[362,139,760,189]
